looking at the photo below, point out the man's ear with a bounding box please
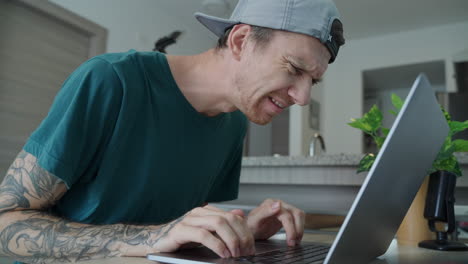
[227,24,252,61]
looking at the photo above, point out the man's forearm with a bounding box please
[0,150,181,263]
[0,210,177,263]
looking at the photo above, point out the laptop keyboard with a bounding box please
[235,244,330,264]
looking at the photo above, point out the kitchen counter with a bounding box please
[242,152,468,167]
[242,153,365,167]
[239,153,468,187]
[230,153,468,214]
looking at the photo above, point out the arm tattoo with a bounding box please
[0,212,187,263]
[0,150,189,263]
[0,150,65,215]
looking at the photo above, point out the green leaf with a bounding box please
[348,105,383,134]
[357,154,376,173]
[375,136,386,149]
[453,139,468,152]
[441,106,452,122]
[382,127,390,137]
[348,118,373,133]
[454,161,463,177]
[436,136,455,160]
[389,110,397,116]
[432,155,462,177]
[450,121,468,136]
[391,94,404,111]
[363,105,383,133]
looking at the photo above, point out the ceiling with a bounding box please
[157,0,468,40]
[334,0,468,39]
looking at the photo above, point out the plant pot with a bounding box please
[396,176,434,245]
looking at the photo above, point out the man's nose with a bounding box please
[288,80,311,106]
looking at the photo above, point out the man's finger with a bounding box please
[281,203,306,242]
[188,207,255,256]
[220,212,255,256]
[203,205,225,211]
[277,211,298,246]
[204,205,246,219]
[171,224,230,258]
[248,201,281,225]
[184,215,241,257]
[230,209,245,217]
[291,209,305,242]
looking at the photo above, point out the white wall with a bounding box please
[46,1,468,156]
[323,21,468,154]
[49,0,217,54]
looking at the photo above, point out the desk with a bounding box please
[77,232,468,264]
[1,233,467,264]
[301,232,468,264]
[374,240,468,264]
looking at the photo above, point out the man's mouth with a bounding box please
[269,96,285,109]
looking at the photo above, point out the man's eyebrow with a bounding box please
[286,56,322,83]
[286,56,312,71]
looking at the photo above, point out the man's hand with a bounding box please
[246,199,305,246]
[152,205,255,258]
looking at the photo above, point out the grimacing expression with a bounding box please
[233,29,330,125]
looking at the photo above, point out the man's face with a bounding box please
[232,29,330,125]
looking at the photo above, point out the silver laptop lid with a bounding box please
[325,74,449,264]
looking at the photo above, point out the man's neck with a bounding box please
[166,50,237,117]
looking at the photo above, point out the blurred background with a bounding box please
[1,0,467,170]
[1,1,468,259]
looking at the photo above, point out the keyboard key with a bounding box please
[241,244,330,263]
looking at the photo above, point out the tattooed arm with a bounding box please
[0,151,255,263]
[0,150,181,263]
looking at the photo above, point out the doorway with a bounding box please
[0,0,107,181]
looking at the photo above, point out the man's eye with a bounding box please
[289,64,301,75]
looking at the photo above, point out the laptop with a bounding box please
[147,73,449,264]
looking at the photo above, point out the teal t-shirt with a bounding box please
[23,50,247,225]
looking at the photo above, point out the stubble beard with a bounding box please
[234,65,273,126]
[238,86,272,125]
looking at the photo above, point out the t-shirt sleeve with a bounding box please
[205,140,244,203]
[23,58,123,188]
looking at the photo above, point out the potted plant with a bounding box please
[348,94,468,247]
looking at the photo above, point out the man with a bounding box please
[0,0,345,262]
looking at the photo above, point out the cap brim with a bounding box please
[194,12,238,37]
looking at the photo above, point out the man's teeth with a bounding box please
[270,97,284,108]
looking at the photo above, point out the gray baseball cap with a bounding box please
[195,0,343,63]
